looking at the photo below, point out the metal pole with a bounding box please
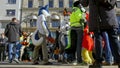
[20,0,23,23]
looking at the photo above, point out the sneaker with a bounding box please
[9,61,12,63]
[13,59,20,64]
[102,61,112,66]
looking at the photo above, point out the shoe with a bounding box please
[9,61,12,63]
[78,62,89,65]
[32,62,39,65]
[43,62,53,65]
[112,62,120,65]
[102,61,112,66]
[40,61,53,65]
[89,61,102,68]
[13,59,20,64]
[113,62,120,68]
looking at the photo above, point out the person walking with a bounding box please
[102,32,113,65]
[4,17,22,63]
[80,0,120,68]
[32,5,52,65]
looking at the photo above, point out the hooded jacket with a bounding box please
[4,22,22,42]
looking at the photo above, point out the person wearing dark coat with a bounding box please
[80,0,120,68]
[0,33,8,61]
[4,17,22,63]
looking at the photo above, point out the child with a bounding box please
[81,13,95,64]
[0,33,8,61]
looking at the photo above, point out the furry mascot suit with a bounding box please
[32,5,52,65]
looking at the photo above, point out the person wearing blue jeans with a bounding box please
[8,42,19,63]
[94,29,120,66]
[80,0,120,67]
[4,18,22,63]
[102,32,113,65]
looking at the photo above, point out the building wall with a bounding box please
[21,0,120,31]
[0,0,21,21]
[21,0,77,22]
[0,0,21,30]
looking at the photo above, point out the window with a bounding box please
[52,21,60,27]
[117,16,120,24]
[69,0,73,7]
[49,0,53,8]
[116,1,120,8]
[117,16,120,34]
[8,0,16,4]
[28,0,33,8]
[59,0,63,8]
[6,10,15,16]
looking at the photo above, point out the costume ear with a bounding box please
[44,5,49,13]
[38,7,45,16]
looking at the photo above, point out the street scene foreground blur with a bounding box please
[0,0,120,68]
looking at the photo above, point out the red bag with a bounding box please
[46,37,55,44]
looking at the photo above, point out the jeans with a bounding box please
[8,42,19,62]
[94,28,120,63]
[102,32,113,63]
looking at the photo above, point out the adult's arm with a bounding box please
[4,24,9,37]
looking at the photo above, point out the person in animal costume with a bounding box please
[81,12,95,64]
[32,5,52,65]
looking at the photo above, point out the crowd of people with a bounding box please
[0,0,120,68]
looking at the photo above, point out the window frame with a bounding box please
[116,1,120,8]
[28,0,33,8]
[49,0,53,8]
[8,0,16,4]
[6,9,16,16]
[59,0,63,8]
[69,0,73,7]
[51,21,60,27]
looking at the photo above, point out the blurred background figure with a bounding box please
[0,33,8,61]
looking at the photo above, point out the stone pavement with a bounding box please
[0,65,118,68]
[0,61,118,68]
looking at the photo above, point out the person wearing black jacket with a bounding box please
[4,17,22,63]
[80,0,120,68]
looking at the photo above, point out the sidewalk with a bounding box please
[0,65,118,68]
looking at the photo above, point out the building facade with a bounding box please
[0,0,22,29]
[21,0,77,30]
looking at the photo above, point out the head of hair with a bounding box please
[12,17,17,22]
[73,1,80,7]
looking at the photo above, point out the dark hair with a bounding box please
[73,1,80,7]
[12,17,17,21]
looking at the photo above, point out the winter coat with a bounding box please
[4,22,22,42]
[80,0,118,31]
